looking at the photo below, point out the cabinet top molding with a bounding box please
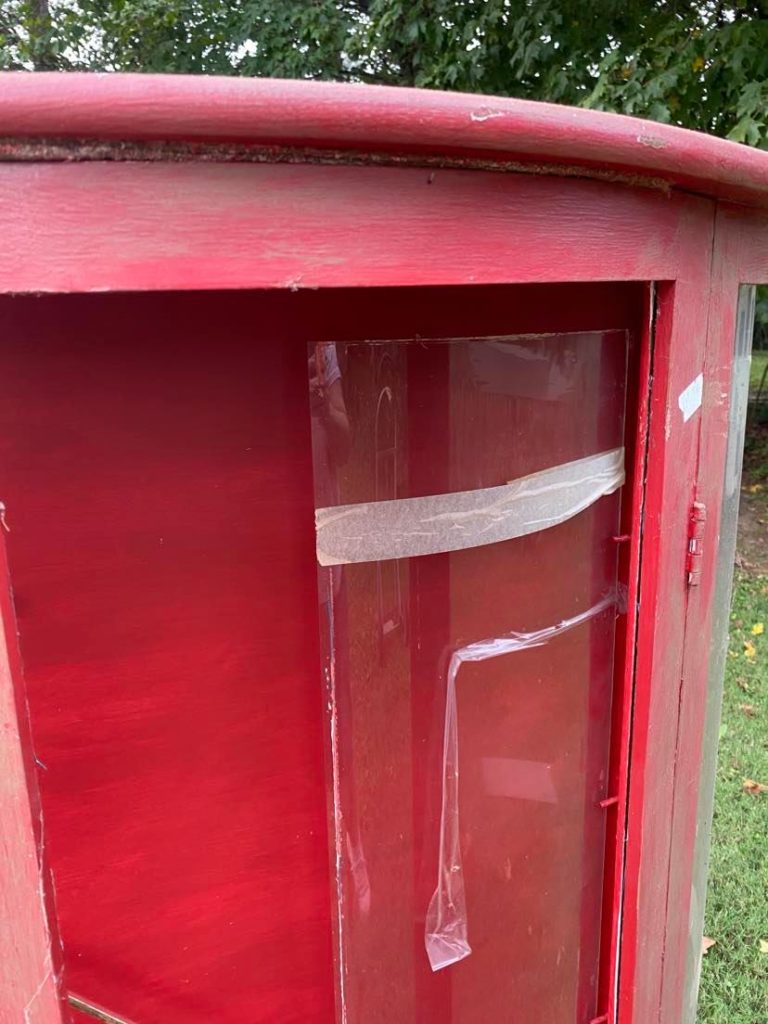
[1,72,768,208]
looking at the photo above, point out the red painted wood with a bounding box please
[713,206,768,284]
[617,201,717,1024]
[0,161,715,295]
[599,284,654,1023]
[657,249,736,1024]
[0,293,335,1024]
[0,534,63,1024]
[2,73,768,209]
[659,208,768,1023]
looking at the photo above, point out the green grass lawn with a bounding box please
[696,581,768,1015]
[751,349,768,393]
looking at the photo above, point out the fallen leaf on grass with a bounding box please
[760,940,768,955]
[751,622,765,635]
[702,937,717,955]
[745,483,765,493]
[742,778,768,795]
[739,703,758,718]
[744,640,757,660]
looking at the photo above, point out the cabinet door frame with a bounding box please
[2,155,768,1024]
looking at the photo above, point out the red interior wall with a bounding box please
[0,293,334,1023]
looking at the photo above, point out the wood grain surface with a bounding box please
[0,129,766,1023]
[0,161,709,295]
[2,73,768,209]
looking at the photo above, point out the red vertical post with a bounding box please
[0,538,63,1024]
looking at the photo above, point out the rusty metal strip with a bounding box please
[68,994,136,1024]
[0,136,672,194]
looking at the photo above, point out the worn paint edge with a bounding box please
[0,136,673,194]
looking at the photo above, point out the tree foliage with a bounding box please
[3,1,768,147]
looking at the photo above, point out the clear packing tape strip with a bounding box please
[314,447,626,972]
[315,447,625,566]
[424,591,621,972]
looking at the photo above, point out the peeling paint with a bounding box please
[637,133,668,150]
[470,108,506,123]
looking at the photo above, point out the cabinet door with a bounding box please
[309,325,633,1024]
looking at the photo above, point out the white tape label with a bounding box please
[678,373,703,423]
[315,448,625,566]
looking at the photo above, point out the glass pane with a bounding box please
[308,332,628,1023]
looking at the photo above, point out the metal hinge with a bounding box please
[686,500,707,586]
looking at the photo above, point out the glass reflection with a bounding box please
[309,333,628,1024]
